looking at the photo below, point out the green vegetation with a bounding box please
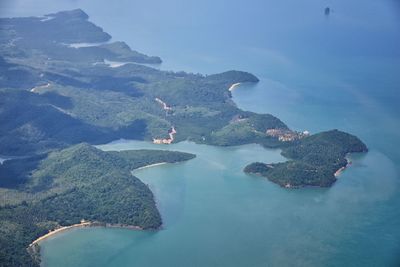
[97,41,162,64]
[0,143,195,266]
[208,113,287,147]
[0,89,148,155]
[0,9,288,154]
[244,130,368,187]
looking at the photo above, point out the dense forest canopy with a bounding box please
[0,144,195,266]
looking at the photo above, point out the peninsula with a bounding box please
[0,144,195,266]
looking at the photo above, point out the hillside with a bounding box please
[0,9,286,155]
[0,144,195,266]
[244,130,368,187]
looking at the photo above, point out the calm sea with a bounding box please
[1,0,399,266]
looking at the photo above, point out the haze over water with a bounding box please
[2,0,400,266]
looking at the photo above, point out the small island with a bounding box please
[244,130,368,188]
[325,7,331,16]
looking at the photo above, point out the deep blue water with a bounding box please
[1,1,400,266]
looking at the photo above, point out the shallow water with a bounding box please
[1,0,399,266]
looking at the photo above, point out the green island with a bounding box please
[0,9,367,266]
[244,130,368,187]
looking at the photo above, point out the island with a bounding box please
[0,9,367,266]
[244,130,368,188]
[325,7,331,16]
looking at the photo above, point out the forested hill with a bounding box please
[0,9,284,156]
[0,144,195,267]
[244,130,368,187]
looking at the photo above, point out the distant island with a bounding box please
[0,9,367,266]
[325,7,331,16]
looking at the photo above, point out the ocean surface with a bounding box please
[1,0,400,266]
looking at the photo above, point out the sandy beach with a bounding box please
[334,159,351,177]
[28,221,147,249]
[104,59,130,68]
[29,221,92,247]
[30,82,50,93]
[334,166,346,177]
[228,82,241,91]
[28,162,169,248]
[134,162,167,171]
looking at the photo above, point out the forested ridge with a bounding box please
[244,130,368,187]
[0,144,195,266]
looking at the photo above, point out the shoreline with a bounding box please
[134,162,167,171]
[334,158,351,177]
[228,82,241,91]
[28,221,145,247]
[334,166,346,177]
[28,161,183,248]
[29,221,93,247]
[104,59,130,68]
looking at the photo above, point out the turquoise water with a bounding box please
[2,0,400,266]
[40,141,399,267]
